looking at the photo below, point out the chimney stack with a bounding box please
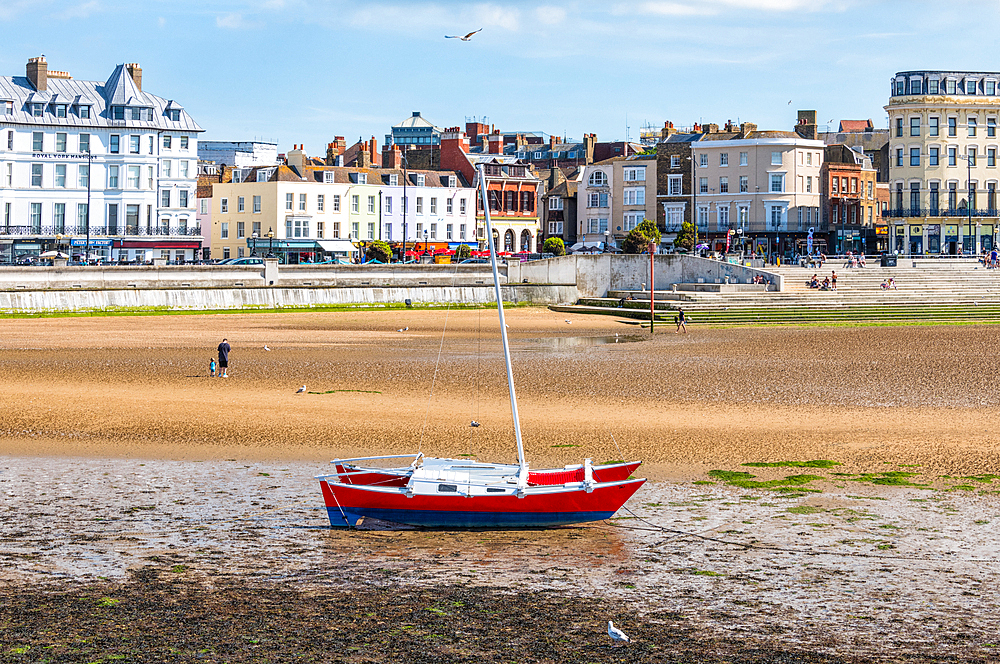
[487,133,502,155]
[549,135,557,150]
[358,146,371,169]
[125,63,142,91]
[287,144,307,177]
[26,56,47,92]
[325,136,347,166]
[367,136,378,167]
[382,144,402,169]
[583,133,596,165]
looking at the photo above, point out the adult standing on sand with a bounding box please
[217,338,231,378]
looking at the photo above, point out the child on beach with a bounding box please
[210,358,217,378]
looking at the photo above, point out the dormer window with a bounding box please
[112,106,125,120]
[168,109,180,121]
[323,171,334,184]
[350,172,367,184]
[928,78,940,94]
[589,171,607,187]
[447,175,456,187]
[77,105,91,119]
[32,103,43,117]
[256,167,275,182]
[946,78,957,94]
[415,174,425,186]
[966,79,978,95]
[909,78,922,95]
[389,174,398,186]
[55,104,67,118]
[1,101,11,115]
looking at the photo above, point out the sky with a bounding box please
[3,0,1000,155]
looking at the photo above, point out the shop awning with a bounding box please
[317,239,358,253]
[119,240,201,249]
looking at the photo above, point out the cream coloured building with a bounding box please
[691,125,824,256]
[576,154,657,250]
[885,70,1000,254]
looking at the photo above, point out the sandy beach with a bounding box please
[2,308,999,662]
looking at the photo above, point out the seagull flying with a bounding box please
[296,385,306,393]
[445,28,482,41]
[264,345,271,351]
[608,621,630,646]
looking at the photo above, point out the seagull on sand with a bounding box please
[264,345,271,351]
[565,319,572,324]
[445,28,482,41]
[296,385,306,393]
[607,621,630,646]
[397,326,409,332]
[470,421,480,427]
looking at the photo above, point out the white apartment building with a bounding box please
[0,56,203,263]
[886,70,1000,254]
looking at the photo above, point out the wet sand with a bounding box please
[2,309,1000,661]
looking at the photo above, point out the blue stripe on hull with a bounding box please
[326,506,614,528]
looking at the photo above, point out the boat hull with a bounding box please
[320,478,645,528]
[331,460,642,488]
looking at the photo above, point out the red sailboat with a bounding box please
[316,164,645,528]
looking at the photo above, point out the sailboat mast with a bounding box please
[476,163,526,470]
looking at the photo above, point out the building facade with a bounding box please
[439,128,541,253]
[656,131,702,249]
[210,146,474,262]
[692,124,824,256]
[885,70,1000,255]
[0,56,203,263]
[197,141,278,169]
[821,144,880,254]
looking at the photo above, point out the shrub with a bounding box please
[366,240,392,263]
[542,237,565,256]
[675,221,697,251]
[455,244,472,261]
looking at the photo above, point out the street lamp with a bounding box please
[266,227,274,258]
[957,152,975,254]
[250,231,258,256]
[604,229,610,253]
[423,229,429,255]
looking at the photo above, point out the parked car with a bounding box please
[227,257,264,265]
[459,258,489,264]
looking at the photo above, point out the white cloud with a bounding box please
[535,6,567,24]
[157,15,166,27]
[216,12,262,28]
[626,2,714,16]
[624,0,853,15]
[0,0,39,20]
[348,2,519,33]
[54,0,100,19]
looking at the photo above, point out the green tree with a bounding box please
[455,244,472,261]
[620,219,662,254]
[366,240,392,263]
[675,221,697,251]
[542,237,565,256]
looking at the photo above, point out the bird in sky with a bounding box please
[445,28,482,41]
[296,385,306,393]
[607,621,630,646]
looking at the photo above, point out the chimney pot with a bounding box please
[125,63,142,91]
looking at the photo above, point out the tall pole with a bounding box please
[649,241,655,333]
[691,152,697,251]
[402,147,407,262]
[476,163,526,473]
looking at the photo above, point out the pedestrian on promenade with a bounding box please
[217,338,231,378]
[675,308,687,334]
[831,270,838,291]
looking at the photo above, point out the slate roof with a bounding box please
[0,63,202,132]
[235,164,469,188]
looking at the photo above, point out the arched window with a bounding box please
[589,171,607,187]
[492,229,500,252]
[504,229,515,252]
[520,229,532,253]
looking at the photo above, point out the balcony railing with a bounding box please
[0,225,203,237]
[884,208,1000,218]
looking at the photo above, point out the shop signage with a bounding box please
[909,225,922,235]
[875,226,889,236]
[70,239,113,247]
[925,224,940,234]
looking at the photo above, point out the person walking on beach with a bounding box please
[831,270,838,291]
[675,308,687,334]
[209,357,217,378]
[217,338,231,378]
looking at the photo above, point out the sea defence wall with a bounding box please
[0,255,773,313]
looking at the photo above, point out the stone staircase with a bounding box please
[551,259,1000,325]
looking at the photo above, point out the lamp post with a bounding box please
[250,231,258,256]
[690,154,698,251]
[604,229,610,253]
[401,145,408,262]
[266,227,274,258]
[423,229,429,256]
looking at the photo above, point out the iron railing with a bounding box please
[0,225,203,237]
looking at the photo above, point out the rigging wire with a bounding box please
[418,261,464,453]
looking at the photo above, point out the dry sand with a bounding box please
[2,308,999,661]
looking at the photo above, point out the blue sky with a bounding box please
[3,1,998,154]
